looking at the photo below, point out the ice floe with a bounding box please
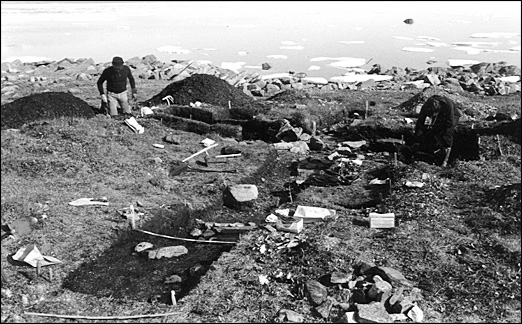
[393,36,414,40]
[237,51,248,56]
[156,46,190,54]
[447,59,481,67]
[243,65,261,69]
[220,61,246,72]
[195,48,218,51]
[308,65,321,70]
[423,41,450,47]
[417,36,440,41]
[267,54,288,59]
[402,47,435,53]
[302,77,329,85]
[280,45,305,50]
[330,74,393,83]
[469,32,520,38]
[510,45,521,51]
[280,41,299,46]
[452,41,501,47]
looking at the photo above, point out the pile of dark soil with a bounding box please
[1,91,95,129]
[267,89,312,103]
[145,74,255,108]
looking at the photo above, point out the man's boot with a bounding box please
[441,147,451,167]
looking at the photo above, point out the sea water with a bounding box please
[1,1,520,80]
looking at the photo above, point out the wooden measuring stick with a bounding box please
[182,143,219,163]
[130,205,136,229]
[171,290,177,306]
[365,101,369,119]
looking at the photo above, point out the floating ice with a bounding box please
[280,45,305,50]
[340,41,365,44]
[510,45,521,51]
[308,65,321,70]
[402,47,434,53]
[243,65,261,69]
[302,77,328,85]
[330,74,393,83]
[220,61,246,72]
[469,32,519,38]
[280,41,299,45]
[237,51,248,56]
[195,48,218,51]
[452,41,501,47]
[447,59,481,67]
[423,41,450,47]
[266,54,288,59]
[417,36,440,41]
[156,46,190,54]
[393,36,414,40]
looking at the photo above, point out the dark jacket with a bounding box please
[415,95,461,148]
[97,65,136,95]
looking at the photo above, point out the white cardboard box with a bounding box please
[369,212,395,228]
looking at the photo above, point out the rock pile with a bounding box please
[1,54,519,105]
[0,92,95,129]
[255,227,425,322]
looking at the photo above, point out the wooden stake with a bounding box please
[48,268,53,282]
[388,178,392,195]
[182,143,219,163]
[228,101,231,109]
[171,290,177,306]
[36,260,42,277]
[496,134,503,156]
[130,205,136,230]
[394,152,398,167]
[365,101,369,119]
[289,187,293,203]
[312,121,317,136]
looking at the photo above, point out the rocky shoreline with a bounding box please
[1,54,520,105]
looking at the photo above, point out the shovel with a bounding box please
[168,143,219,177]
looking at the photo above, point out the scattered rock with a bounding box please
[305,280,328,306]
[148,246,188,259]
[278,309,304,323]
[223,184,258,210]
[356,301,393,323]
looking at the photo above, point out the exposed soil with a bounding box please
[1,71,520,323]
[144,74,256,108]
[1,92,95,130]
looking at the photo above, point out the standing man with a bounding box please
[97,56,137,117]
[415,95,461,167]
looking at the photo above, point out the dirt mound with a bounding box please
[396,87,497,118]
[1,92,95,129]
[267,89,311,103]
[145,74,255,108]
